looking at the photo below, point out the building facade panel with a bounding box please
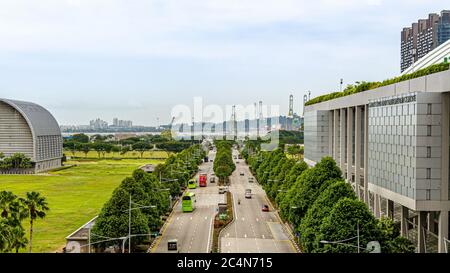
[304,110,330,164]
[0,98,63,173]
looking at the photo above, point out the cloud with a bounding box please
[0,0,396,58]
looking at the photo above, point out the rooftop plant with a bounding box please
[305,62,450,106]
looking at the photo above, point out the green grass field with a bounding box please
[65,150,171,159]
[0,158,164,253]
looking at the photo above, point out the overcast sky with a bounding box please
[0,0,448,126]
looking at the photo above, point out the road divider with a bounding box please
[212,191,234,253]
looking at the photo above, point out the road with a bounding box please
[151,150,224,253]
[219,149,298,253]
[151,147,297,253]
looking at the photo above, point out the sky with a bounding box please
[0,0,449,126]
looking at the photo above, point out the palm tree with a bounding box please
[9,226,28,253]
[0,219,12,252]
[0,191,17,219]
[22,192,49,253]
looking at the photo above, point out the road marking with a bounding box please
[244,234,247,238]
[262,235,265,239]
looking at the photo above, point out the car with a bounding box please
[248,177,254,183]
[245,189,252,199]
[218,187,226,194]
[236,161,240,164]
[261,205,269,212]
[210,176,216,183]
[240,172,244,176]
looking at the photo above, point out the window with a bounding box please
[427,146,431,158]
[427,103,432,115]
[427,125,432,136]
[426,168,431,179]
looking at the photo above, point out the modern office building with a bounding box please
[0,98,63,173]
[401,10,450,72]
[304,68,450,253]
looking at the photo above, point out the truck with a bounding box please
[199,173,207,187]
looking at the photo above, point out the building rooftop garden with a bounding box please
[305,62,450,106]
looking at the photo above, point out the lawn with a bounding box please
[0,158,164,253]
[65,150,171,159]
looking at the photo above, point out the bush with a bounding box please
[305,63,450,106]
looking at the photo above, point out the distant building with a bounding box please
[65,216,97,253]
[401,10,450,72]
[112,118,133,128]
[0,98,63,173]
[140,164,155,173]
[89,118,108,130]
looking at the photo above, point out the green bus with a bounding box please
[188,179,197,189]
[182,192,196,212]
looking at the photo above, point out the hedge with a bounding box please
[305,62,450,106]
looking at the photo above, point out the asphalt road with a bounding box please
[151,147,297,253]
[219,149,297,253]
[152,150,224,253]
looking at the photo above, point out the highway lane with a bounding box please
[220,149,297,253]
[152,150,224,253]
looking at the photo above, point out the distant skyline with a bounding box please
[1,0,449,126]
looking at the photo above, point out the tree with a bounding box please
[0,191,18,219]
[316,198,382,253]
[22,192,49,253]
[286,145,303,159]
[9,226,28,253]
[72,133,89,143]
[160,129,173,141]
[120,145,132,156]
[377,217,415,253]
[132,142,152,158]
[80,143,91,158]
[111,145,121,157]
[0,153,32,169]
[282,157,342,227]
[299,180,356,252]
[91,187,150,252]
[0,219,12,252]
[92,142,106,158]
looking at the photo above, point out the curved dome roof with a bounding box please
[0,98,61,137]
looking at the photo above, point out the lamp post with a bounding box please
[318,221,380,253]
[125,194,156,253]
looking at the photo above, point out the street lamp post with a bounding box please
[319,221,380,253]
[125,194,157,253]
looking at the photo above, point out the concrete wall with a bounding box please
[304,110,330,163]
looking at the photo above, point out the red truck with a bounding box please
[199,173,207,187]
